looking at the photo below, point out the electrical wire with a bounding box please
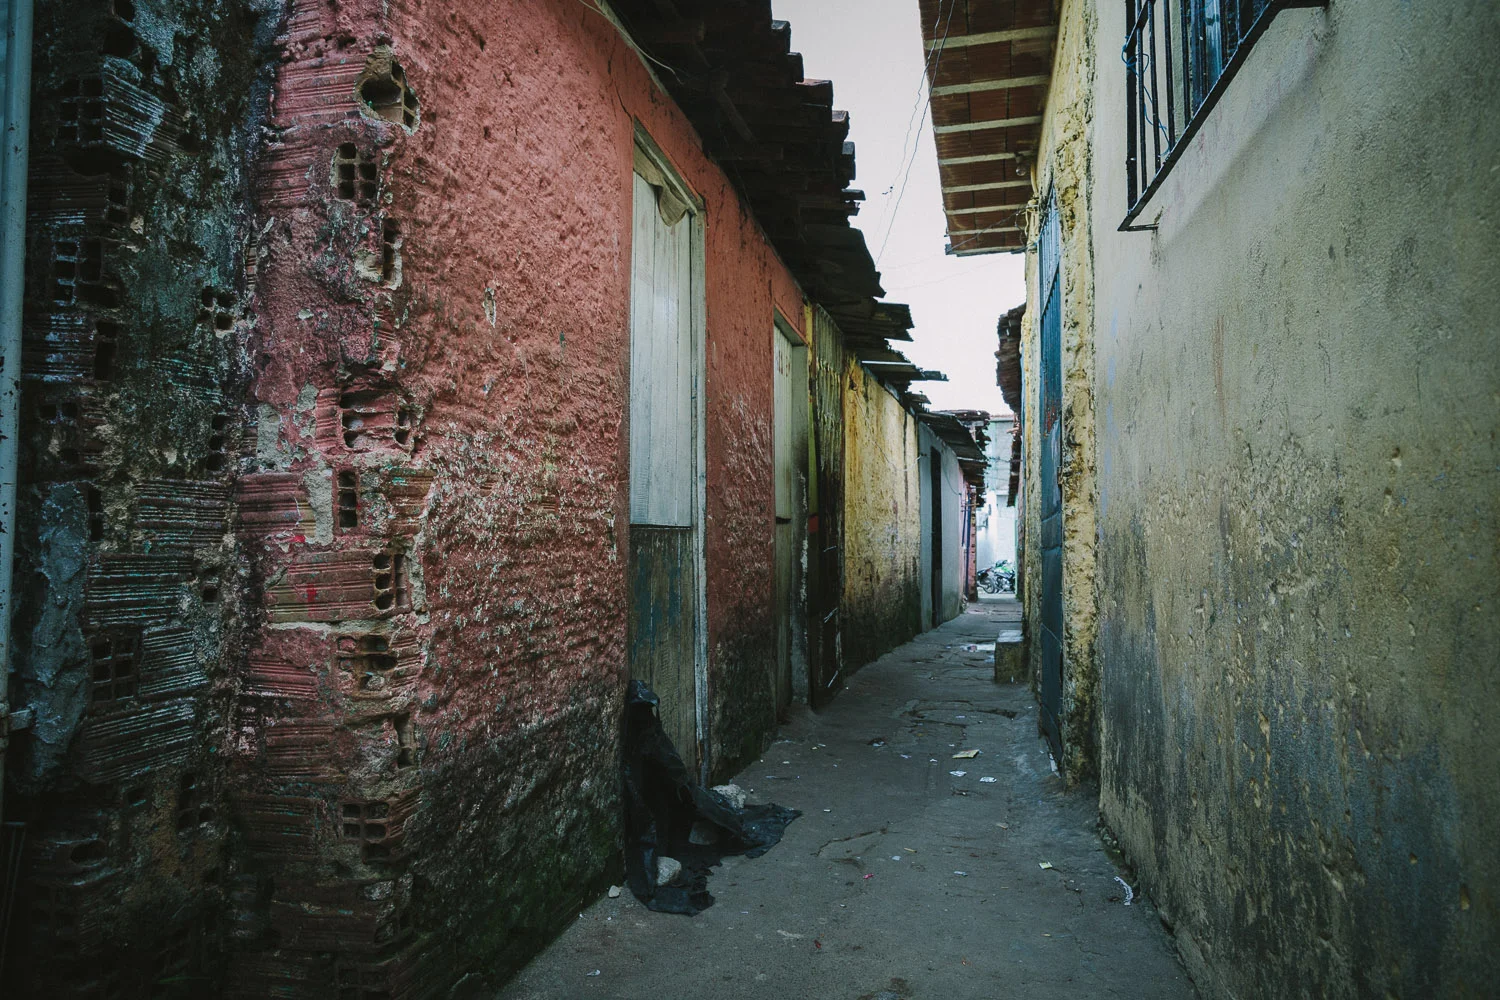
[878,0,954,204]
[571,0,689,83]
[872,0,960,268]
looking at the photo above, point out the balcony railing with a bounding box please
[1121,0,1326,229]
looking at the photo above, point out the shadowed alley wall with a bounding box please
[1071,0,1498,996]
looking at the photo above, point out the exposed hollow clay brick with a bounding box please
[355,47,420,131]
[337,469,360,530]
[333,142,379,205]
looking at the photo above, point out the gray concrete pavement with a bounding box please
[496,598,1197,1000]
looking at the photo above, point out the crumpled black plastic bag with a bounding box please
[622,680,801,915]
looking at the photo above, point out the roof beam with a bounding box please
[930,74,1049,97]
[941,179,1032,194]
[924,25,1057,50]
[934,115,1043,135]
[947,224,1023,237]
[938,151,1019,166]
[944,202,1028,216]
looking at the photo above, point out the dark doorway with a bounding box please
[930,447,944,628]
[1037,197,1064,764]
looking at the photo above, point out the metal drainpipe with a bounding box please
[0,0,35,831]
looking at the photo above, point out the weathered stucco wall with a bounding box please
[236,0,808,990]
[1020,0,1099,779]
[842,362,922,669]
[10,0,811,993]
[1083,1,1500,996]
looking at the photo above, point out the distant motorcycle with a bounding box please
[978,560,1015,595]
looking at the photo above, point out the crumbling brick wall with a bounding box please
[8,0,813,995]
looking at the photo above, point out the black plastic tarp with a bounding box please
[622,680,800,914]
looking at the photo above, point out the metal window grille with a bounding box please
[1122,0,1325,228]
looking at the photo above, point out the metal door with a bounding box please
[1037,198,1065,763]
[627,161,701,767]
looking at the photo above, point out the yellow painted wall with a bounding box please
[841,359,923,669]
[1028,0,1500,996]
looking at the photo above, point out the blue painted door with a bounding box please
[1037,199,1064,763]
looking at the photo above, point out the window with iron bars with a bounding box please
[1122,0,1325,228]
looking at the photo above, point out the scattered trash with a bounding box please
[1114,875,1135,905]
[623,681,800,915]
[814,939,823,950]
[823,808,832,813]
[863,873,874,880]
[587,970,602,977]
[891,856,902,861]
[903,848,917,853]
[997,822,1009,829]
[899,753,912,759]
[711,784,748,809]
[929,758,939,762]
[608,885,622,898]
[952,749,981,759]
[980,776,997,783]
[776,929,804,940]
[657,856,683,884]
[868,738,887,748]
[1039,861,1055,870]
[954,871,969,877]
[949,770,967,777]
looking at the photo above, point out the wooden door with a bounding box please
[627,161,700,766]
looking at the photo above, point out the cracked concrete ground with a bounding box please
[495,598,1197,999]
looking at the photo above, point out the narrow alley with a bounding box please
[0,0,1495,995]
[497,600,1195,1000]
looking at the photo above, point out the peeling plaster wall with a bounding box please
[1021,0,1100,780]
[9,0,810,994]
[1080,1,1500,996]
[234,0,808,990]
[8,0,281,993]
[841,363,922,669]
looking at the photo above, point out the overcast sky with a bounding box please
[771,0,1026,417]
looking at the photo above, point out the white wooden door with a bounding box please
[627,163,700,766]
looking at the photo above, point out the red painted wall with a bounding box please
[233,0,805,989]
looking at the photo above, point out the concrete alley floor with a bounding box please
[495,598,1197,1000]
